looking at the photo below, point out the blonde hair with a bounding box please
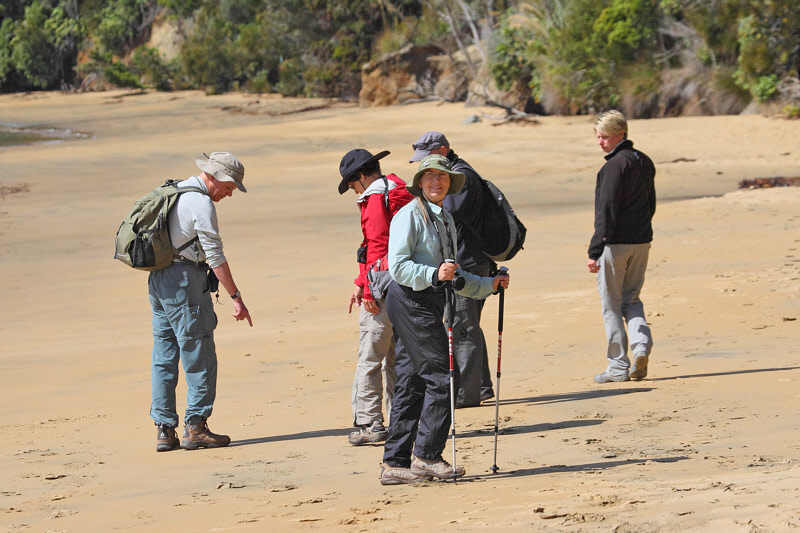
[594,110,628,138]
[416,197,429,224]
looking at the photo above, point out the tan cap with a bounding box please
[196,152,246,192]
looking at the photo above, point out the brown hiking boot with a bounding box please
[629,353,649,380]
[156,424,180,452]
[181,420,231,450]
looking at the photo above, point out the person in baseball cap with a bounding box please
[409,131,450,163]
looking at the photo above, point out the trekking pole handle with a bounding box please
[497,267,508,332]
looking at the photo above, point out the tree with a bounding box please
[7,1,82,89]
[734,0,800,102]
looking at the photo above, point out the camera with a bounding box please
[356,245,368,264]
[445,259,466,290]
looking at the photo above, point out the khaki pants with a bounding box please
[351,300,396,426]
[596,243,654,377]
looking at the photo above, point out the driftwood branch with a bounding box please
[471,85,538,121]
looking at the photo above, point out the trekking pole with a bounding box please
[491,266,509,474]
[445,259,458,483]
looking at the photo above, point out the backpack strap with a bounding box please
[381,176,390,213]
[419,197,455,262]
[169,183,209,260]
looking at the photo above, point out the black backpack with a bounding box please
[452,161,526,262]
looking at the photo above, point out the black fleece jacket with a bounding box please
[443,151,495,273]
[588,139,656,260]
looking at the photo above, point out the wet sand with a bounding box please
[1,89,799,531]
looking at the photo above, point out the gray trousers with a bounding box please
[351,301,396,426]
[596,243,654,376]
[453,263,493,407]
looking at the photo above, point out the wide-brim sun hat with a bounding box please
[337,149,390,194]
[196,152,246,192]
[407,154,464,197]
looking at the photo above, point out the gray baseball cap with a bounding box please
[409,131,449,162]
[196,152,246,193]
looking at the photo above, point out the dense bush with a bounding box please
[0,0,798,115]
[0,0,83,91]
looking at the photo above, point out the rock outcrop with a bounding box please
[360,43,537,113]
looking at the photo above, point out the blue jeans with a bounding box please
[148,263,218,427]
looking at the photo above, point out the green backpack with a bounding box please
[114,179,206,271]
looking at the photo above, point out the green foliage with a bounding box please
[104,60,144,89]
[489,17,542,102]
[546,0,618,111]
[1,0,799,116]
[667,0,745,65]
[130,46,173,90]
[10,2,59,88]
[733,1,800,103]
[156,0,201,20]
[782,104,800,118]
[246,70,270,94]
[178,7,237,94]
[0,19,14,83]
[276,58,304,96]
[593,0,659,61]
[93,0,151,57]
[751,73,779,103]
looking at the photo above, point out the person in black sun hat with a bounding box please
[337,148,414,446]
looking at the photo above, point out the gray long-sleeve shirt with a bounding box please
[168,176,226,268]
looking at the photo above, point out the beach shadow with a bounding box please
[648,366,800,382]
[230,427,352,447]
[458,418,605,439]
[461,455,689,481]
[495,387,653,407]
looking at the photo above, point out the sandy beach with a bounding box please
[2,89,799,531]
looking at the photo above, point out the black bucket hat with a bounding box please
[337,149,390,194]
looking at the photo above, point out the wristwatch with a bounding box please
[230,290,241,299]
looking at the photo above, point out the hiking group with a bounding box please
[116,110,656,484]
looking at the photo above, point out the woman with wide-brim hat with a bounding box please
[379,154,510,485]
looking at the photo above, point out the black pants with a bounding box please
[453,262,494,406]
[382,282,455,467]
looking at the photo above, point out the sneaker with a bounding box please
[156,424,180,452]
[410,455,466,479]
[348,421,388,446]
[181,420,231,450]
[480,390,495,402]
[629,353,649,380]
[594,371,630,383]
[379,465,432,485]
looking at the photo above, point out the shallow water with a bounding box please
[0,124,91,148]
